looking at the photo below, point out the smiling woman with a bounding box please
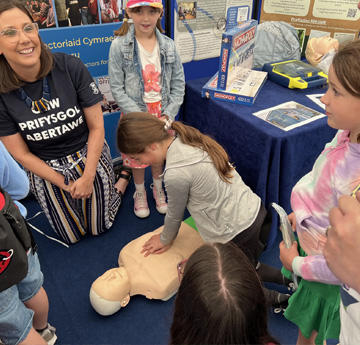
[0,1,131,246]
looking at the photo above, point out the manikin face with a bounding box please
[0,8,41,80]
[92,267,131,301]
[90,267,132,316]
[312,36,339,55]
[126,6,162,38]
[321,65,360,143]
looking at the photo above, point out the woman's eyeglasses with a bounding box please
[0,23,39,43]
[177,259,188,283]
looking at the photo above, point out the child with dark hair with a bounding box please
[170,242,280,345]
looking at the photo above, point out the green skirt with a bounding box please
[282,245,340,345]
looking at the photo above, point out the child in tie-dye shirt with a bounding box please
[280,39,360,345]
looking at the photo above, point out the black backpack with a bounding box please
[0,186,36,292]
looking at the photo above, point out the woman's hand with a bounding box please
[288,212,297,231]
[62,179,74,194]
[70,175,94,199]
[279,241,299,272]
[141,234,172,257]
[69,102,104,200]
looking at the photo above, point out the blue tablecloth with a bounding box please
[179,78,337,247]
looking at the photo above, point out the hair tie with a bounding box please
[164,119,173,131]
[123,18,128,22]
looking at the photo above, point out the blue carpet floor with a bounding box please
[21,168,337,345]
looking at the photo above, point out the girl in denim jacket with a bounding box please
[108,0,185,219]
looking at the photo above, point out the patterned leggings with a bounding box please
[26,141,121,244]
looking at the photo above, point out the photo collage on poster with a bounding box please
[177,2,197,21]
[17,0,125,28]
[94,76,120,115]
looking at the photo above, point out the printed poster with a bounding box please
[259,0,360,53]
[94,76,120,114]
[174,0,254,63]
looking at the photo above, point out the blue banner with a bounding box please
[39,23,120,77]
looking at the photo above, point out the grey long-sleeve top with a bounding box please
[159,137,261,245]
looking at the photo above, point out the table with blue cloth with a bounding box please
[179,77,337,247]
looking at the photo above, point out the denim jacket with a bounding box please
[108,25,185,120]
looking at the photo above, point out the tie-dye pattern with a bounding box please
[291,130,360,283]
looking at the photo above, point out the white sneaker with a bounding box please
[133,190,150,218]
[150,184,167,214]
[37,324,57,345]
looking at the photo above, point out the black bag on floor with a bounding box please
[0,186,36,292]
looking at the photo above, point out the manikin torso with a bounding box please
[90,222,204,315]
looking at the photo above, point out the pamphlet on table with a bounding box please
[252,101,325,131]
[306,93,325,110]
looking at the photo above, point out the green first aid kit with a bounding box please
[262,60,328,89]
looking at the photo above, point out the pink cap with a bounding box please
[126,0,163,9]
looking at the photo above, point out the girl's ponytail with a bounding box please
[117,113,234,183]
[171,122,234,183]
[114,13,130,36]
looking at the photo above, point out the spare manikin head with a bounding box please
[306,36,339,67]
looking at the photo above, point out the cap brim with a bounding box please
[127,2,163,8]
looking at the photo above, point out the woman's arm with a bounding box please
[70,102,104,199]
[0,133,72,193]
[1,103,104,200]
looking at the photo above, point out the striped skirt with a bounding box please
[26,141,121,244]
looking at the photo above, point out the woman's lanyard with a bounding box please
[18,76,51,113]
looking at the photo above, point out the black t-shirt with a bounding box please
[0,53,103,160]
[78,0,89,8]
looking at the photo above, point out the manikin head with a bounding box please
[90,267,131,316]
[306,36,339,67]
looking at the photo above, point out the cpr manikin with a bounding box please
[90,222,204,316]
[305,36,339,74]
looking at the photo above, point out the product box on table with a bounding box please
[202,69,267,106]
[217,19,258,90]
